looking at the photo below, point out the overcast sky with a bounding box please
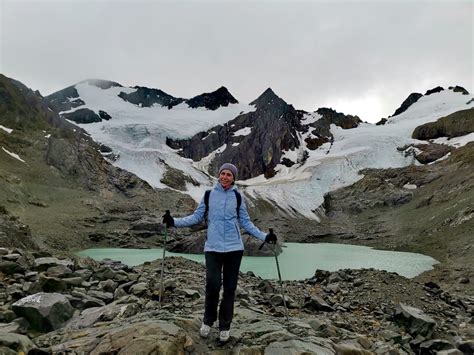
[1,0,472,123]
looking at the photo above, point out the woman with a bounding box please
[162,163,277,342]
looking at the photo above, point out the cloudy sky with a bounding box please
[1,0,472,123]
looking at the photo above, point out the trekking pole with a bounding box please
[159,216,169,309]
[259,229,290,327]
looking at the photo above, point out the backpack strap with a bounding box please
[204,189,211,222]
[233,190,242,218]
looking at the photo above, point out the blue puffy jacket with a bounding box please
[174,184,266,252]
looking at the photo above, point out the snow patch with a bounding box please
[2,147,26,163]
[432,133,474,147]
[233,127,252,137]
[0,125,13,134]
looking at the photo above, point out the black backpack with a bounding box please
[204,189,242,221]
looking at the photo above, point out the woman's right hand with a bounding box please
[162,210,175,228]
[265,229,277,244]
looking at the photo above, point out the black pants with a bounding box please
[203,250,243,331]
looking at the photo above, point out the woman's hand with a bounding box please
[265,229,277,244]
[162,210,175,228]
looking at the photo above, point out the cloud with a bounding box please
[1,0,472,122]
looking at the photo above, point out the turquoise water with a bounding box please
[77,243,438,280]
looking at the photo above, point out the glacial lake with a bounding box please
[77,243,438,280]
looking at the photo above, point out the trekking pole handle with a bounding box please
[259,228,274,250]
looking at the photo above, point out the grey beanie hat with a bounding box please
[219,163,238,180]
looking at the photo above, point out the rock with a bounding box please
[12,292,74,332]
[458,277,470,284]
[334,342,373,355]
[0,248,9,256]
[45,265,73,278]
[303,295,335,312]
[130,282,149,296]
[265,338,335,355]
[34,257,74,272]
[457,340,474,354]
[0,333,35,354]
[391,92,423,117]
[437,350,463,355]
[39,275,67,292]
[0,261,25,275]
[393,303,436,337]
[98,279,118,293]
[419,339,455,353]
[87,290,114,303]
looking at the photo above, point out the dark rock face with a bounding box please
[413,144,454,164]
[376,118,388,126]
[45,85,84,113]
[425,86,444,96]
[310,107,361,140]
[98,110,112,120]
[391,93,423,117]
[412,107,474,140]
[450,85,469,95]
[118,86,185,108]
[168,88,302,179]
[167,90,362,180]
[62,108,102,124]
[82,79,122,90]
[187,86,238,110]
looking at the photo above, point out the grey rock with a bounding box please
[419,339,455,353]
[12,292,74,332]
[34,257,74,271]
[45,265,73,278]
[99,279,118,293]
[393,303,436,337]
[264,338,335,355]
[334,342,373,355]
[0,261,24,275]
[87,290,114,302]
[0,332,35,354]
[303,295,335,312]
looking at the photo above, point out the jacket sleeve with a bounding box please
[238,197,267,241]
[174,197,206,228]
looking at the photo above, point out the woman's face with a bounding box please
[219,169,234,188]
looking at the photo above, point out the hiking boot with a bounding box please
[219,330,230,342]
[199,323,211,338]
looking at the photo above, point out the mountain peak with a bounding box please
[186,86,238,110]
[79,79,123,90]
[250,88,284,108]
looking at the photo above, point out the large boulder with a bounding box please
[393,303,436,338]
[12,292,74,332]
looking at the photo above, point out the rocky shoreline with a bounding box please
[0,247,473,354]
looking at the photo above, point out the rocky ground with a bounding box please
[0,248,473,354]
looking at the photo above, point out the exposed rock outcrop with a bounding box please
[412,107,474,140]
[391,93,423,117]
[186,86,238,110]
[118,86,185,108]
